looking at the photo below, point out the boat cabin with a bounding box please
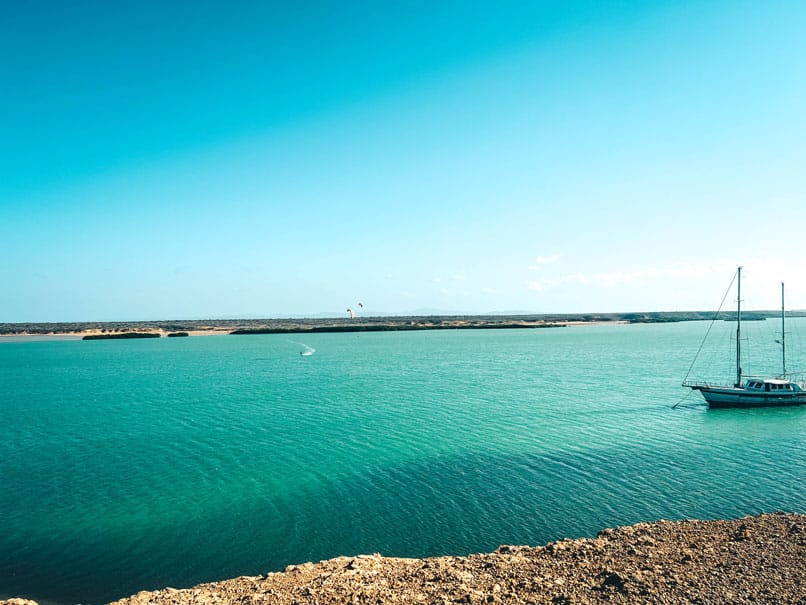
[744,378,802,392]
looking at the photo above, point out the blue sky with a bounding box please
[2,1,805,321]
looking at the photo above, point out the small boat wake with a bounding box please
[288,340,315,356]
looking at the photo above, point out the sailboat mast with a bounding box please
[782,282,786,377]
[736,266,742,387]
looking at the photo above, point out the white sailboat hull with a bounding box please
[691,385,806,408]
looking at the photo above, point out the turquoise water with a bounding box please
[1,321,804,604]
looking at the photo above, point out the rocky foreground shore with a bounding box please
[5,514,800,605]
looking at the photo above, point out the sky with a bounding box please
[2,1,805,322]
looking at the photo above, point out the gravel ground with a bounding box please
[3,513,803,604]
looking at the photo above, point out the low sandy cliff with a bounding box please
[3,514,803,604]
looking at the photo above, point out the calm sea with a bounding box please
[1,321,804,604]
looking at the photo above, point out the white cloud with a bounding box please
[519,259,806,310]
[522,261,738,295]
[452,274,466,281]
[558,261,737,288]
[481,287,497,294]
[529,254,560,270]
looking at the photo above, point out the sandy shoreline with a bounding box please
[2,308,797,340]
[0,329,232,340]
[0,319,628,340]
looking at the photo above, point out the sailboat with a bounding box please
[683,266,806,408]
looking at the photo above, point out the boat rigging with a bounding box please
[682,266,806,408]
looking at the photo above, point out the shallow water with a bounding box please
[1,321,804,603]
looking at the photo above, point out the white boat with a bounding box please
[683,266,806,408]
